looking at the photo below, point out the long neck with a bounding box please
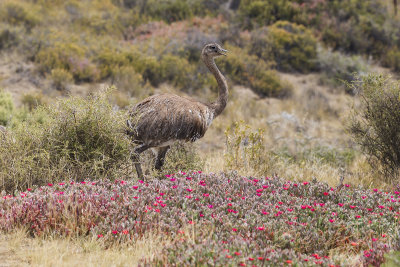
[202,55,228,117]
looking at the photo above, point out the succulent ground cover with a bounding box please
[1,172,399,266]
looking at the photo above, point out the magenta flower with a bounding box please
[258,226,265,230]
[232,228,238,232]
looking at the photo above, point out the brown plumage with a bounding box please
[127,43,228,178]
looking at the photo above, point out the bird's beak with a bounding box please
[220,48,228,56]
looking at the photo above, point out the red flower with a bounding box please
[225,255,232,259]
[286,260,292,264]
[234,252,241,256]
[122,230,129,235]
[27,188,32,191]
[323,192,329,196]
[248,257,254,261]
[232,228,238,232]
[112,230,118,234]
[48,183,53,186]
[97,234,103,238]
[338,203,344,207]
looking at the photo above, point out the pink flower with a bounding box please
[263,185,269,189]
[303,182,309,185]
[323,192,329,196]
[208,205,213,208]
[122,230,129,235]
[199,213,205,217]
[112,230,118,234]
[355,215,361,219]
[186,177,192,180]
[349,205,356,209]
[372,238,378,242]
[27,188,32,191]
[186,188,193,192]
[188,221,194,224]
[58,182,65,186]
[232,228,238,232]
[170,178,176,182]
[329,219,334,223]
[97,234,103,238]
[138,180,144,184]
[203,193,209,197]
[338,203,344,207]
[258,227,265,231]
[48,183,53,186]
[133,185,138,189]
[234,252,241,256]
[373,188,378,192]
[345,184,350,187]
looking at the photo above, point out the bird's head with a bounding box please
[201,43,228,59]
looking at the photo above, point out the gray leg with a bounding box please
[131,144,149,178]
[155,146,170,170]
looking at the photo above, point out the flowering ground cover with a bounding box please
[1,172,399,266]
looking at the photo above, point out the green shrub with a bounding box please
[0,24,21,50]
[253,21,317,73]
[0,2,39,30]
[347,74,400,181]
[145,0,193,23]
[50,68,73,91]
[382,48,400,72]
[317,47,367,93]
[219,45,292,98]
[238,0,297,29]
[112,66,145,96]
[35,42,99,82]
[159,54,193,89]
[0,88,131,192]
[0,89,14,126]
[21,91,48,111]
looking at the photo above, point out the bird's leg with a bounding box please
[155,146,170,170]
[131,144,149,178]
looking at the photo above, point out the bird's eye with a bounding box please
[210,46,216,50]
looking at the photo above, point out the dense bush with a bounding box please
[1,172,399,265]
[50,68,73,91]
[0,2,39,30]
[238,0,298,29]
[0,89,14,126]
[220,45,292,98]
[0,88,131,192]
[348,74,400,181]
[35,41,99,82]
[250,21,317,73]
[0,24,22,50]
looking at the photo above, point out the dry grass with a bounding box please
[0,229,171,267]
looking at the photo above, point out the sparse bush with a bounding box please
[162,142,204,174]
[256,21,317,73]
[317,47,367,93]
[0,88,131,192]
[224,121,270,175]
[50,68,73,91]
[348,74,400,181]
[0,89,14,126]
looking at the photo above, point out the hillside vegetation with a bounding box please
[1,0,400,266]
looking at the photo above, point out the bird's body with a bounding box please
[129,93,214,147]
[127,43,228,177]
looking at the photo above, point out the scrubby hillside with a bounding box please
[1,0,400,265]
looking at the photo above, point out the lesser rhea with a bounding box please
[127,43,228,178]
